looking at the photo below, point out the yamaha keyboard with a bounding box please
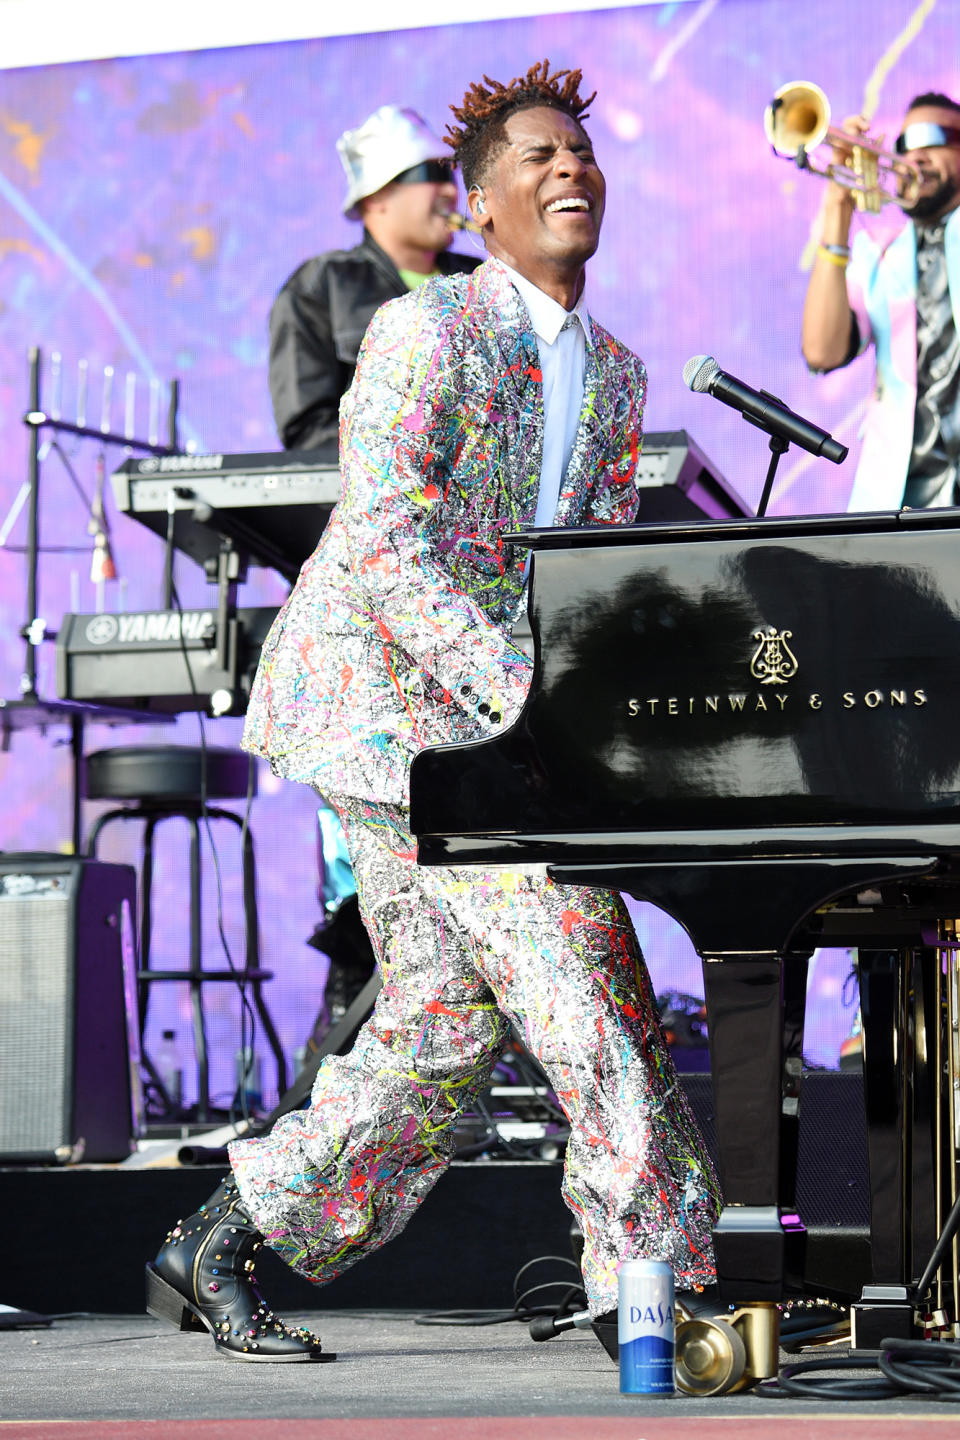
[56,606,277,715]
[110,434,743,584]
[111,448,339,581]
[409,504,960,1378]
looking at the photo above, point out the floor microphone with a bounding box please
[528,1309,592,1341]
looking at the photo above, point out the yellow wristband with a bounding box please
[818,244,850,268]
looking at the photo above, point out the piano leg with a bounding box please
[780,952,810,1294]
[858,951,907,1283]
[681,953,796,1391]
[909,950,941,1294]
[852,946,947,1346]
[701,954,789,1305]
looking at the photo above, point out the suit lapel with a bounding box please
[479,261,543,528]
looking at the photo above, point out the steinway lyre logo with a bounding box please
[750,626,798,686]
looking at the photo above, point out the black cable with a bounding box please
[513,1279,584,1314]
[464,1044,569,1159]
[194,666,256,1129]
[415,1253,586,1329]
[507,1044,569,1124]
[452,1129,499,1159]
[195,703,251,1127]
[169,578,259,1127]
[414,1309,519,1327]
[758,1354,900,1400]
[916,1191,960,1301]
[878,1339,960,1398]
[779,1318,850,1351]
[760,1337,960,1401]
[512,1255,586,1323]
[470,1087,536,1160]
[512,1254,581,1281]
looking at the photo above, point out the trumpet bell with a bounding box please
[763,78,924,212]
[764,80,830,156]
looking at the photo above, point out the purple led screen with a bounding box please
[1,0,954,1107]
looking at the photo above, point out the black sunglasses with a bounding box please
[393,159,455,185]
[895,122,960,154]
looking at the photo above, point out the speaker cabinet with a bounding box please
[680,1070,870,1225]
[0,854,139,1162]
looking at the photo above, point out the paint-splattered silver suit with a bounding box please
[233,258,721,1312]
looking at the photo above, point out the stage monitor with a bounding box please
[0,855,139,1162]
[634,430,751,523]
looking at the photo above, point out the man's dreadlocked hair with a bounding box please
[446,60,596,192]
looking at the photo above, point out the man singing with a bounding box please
[146,60,720,1363]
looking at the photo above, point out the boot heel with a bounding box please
[145,1263,207,1333]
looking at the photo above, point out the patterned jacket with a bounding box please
[846,207,960,510]
[242,256,646,803]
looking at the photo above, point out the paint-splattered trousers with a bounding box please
[229,794,720,1315]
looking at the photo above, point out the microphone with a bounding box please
[528,1309,593,1342]
[683,355,847,464]
[88,452,117,585]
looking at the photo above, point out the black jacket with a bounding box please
[268,231,480,452]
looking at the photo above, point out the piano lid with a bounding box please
[411,507,960,861]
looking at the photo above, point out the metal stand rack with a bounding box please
[3,345,181,850]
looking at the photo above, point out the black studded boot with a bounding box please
[145,1177,334,1362]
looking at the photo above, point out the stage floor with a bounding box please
[1,1311,958,1436]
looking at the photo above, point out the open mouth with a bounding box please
[544,195,594,215]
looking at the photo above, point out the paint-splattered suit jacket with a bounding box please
[242,256,646,804]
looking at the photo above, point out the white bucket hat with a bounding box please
[337,104,449,219]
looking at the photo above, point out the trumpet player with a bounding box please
[269,103,478,453]
[802,92,960,510]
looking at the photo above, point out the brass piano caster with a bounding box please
[676,1316,747,1394]
[675,1301,779,1396]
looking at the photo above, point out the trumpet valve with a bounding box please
[851,145,882,214]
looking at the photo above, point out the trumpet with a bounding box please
[763,80,926,213]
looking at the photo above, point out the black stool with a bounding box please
[84,744,287,1122]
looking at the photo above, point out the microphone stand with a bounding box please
[0,351,182,1324]
[742,388,793,518]
[756,432,790,518]
[9,346,182,852]
[20,348,180,698]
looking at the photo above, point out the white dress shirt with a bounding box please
[499,262,592,526]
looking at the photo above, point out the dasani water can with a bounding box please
[617,1259,675,1394]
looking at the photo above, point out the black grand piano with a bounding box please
[410,504,960,1385]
